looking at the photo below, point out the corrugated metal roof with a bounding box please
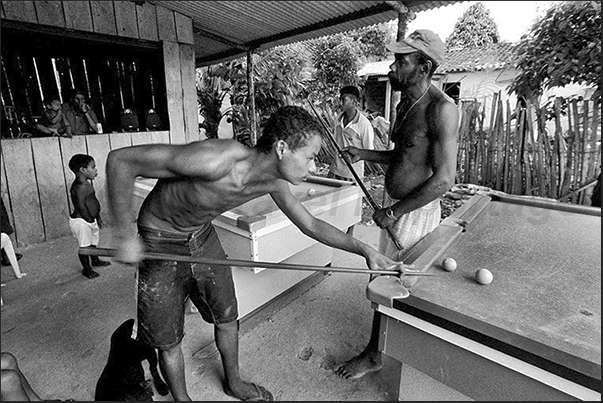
[439,42,519,73]
[358,42,519,77]
[150,1,466,66]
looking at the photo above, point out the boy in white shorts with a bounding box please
[68,154,111,279]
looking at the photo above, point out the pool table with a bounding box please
[134,175,363,317]
[367,193,601,401]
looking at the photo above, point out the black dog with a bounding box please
[95,318,169,401]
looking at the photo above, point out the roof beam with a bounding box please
[192,26,250,51]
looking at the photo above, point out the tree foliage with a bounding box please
[196,23,390,146]
[508,1,601,102]
[445,2,500,50]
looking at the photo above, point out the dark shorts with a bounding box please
[136,223,238,349]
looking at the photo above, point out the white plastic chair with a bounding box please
[1,232,25,278]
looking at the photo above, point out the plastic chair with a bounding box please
[1,233,25,278]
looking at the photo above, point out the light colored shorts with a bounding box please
[379,198,441,261]
[69,217,100,247]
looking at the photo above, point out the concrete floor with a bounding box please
[1,223,457,401]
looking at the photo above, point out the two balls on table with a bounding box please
[442,258,493,285]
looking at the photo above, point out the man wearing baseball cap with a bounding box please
[334,29,460,380]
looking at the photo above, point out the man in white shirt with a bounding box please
[327,85,374,182]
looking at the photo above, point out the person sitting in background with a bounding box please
[1,232,25,278]
[62,90,100,136]
[1,196,23,268]
[35,97,71,138]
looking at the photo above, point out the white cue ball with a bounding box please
[442,257,457,272]
[307,187,316,196]
[475,268,493,285]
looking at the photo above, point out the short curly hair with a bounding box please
[256,106,322,154]
[68,154,94,174]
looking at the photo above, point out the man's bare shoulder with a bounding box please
[430,86,456,107]
[186,138,251,162]
[189,138,246,152]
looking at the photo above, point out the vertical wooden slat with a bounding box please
[484,92,498,183]
[180,44,198,144]
[551,98,563,197]
[1,139,44,246]
[533,106,547,197]
[135,1,158,41]
[114,0,139,39]
[156,4,177,41]
[63,1,93,32]
[578,100,591,187]
[503,100,512,193]
[570,99,581,203]
[2,0,37,23]
[108,132,133,151]
[59,136,88,213]
[85,134,112,226]
[90,1,117,36]
[131,132,153,146]
[163,41,185,144]
[174,12,194,45]
[31,137,71,239]
[589,101,601,179]
[514,106,526,194]
[494,96,504,191]
[524,104,535,194]
[34,1,65,28]
[560,101,574,198]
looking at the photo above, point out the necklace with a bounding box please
[399,84,431,124]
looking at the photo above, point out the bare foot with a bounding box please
[224,381,273,401]
[16,272,27,279]
[334,353,382,379]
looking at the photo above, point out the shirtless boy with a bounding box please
[68,154,111,279]
[106,105,398,401]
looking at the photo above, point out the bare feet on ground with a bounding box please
[224,381,274,401]
[334,353,382,379]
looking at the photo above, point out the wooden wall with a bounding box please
[1,131,170,246]
[1,1,202,246]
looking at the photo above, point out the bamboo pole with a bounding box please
[560,100,574,198]
[503,100,512,193]
[512,105,525,193]
[485,92,498,183]
[246,50,257,146]
[494,95,504,191]
[570,99,581,203]
[524,103,535,195]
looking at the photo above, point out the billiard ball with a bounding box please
[442,257,457,272]
[307,187,316,196]
[475,268,493,285]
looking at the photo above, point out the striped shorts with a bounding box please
[379,198,441,261]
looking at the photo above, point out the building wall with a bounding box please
[0,0,200,246]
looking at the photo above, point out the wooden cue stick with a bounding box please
[80,247,436,277]
[306,100,403,250]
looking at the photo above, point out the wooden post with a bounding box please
[247,50,257,146]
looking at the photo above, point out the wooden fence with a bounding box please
[1,131,169,247]
[456,95,601,205]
